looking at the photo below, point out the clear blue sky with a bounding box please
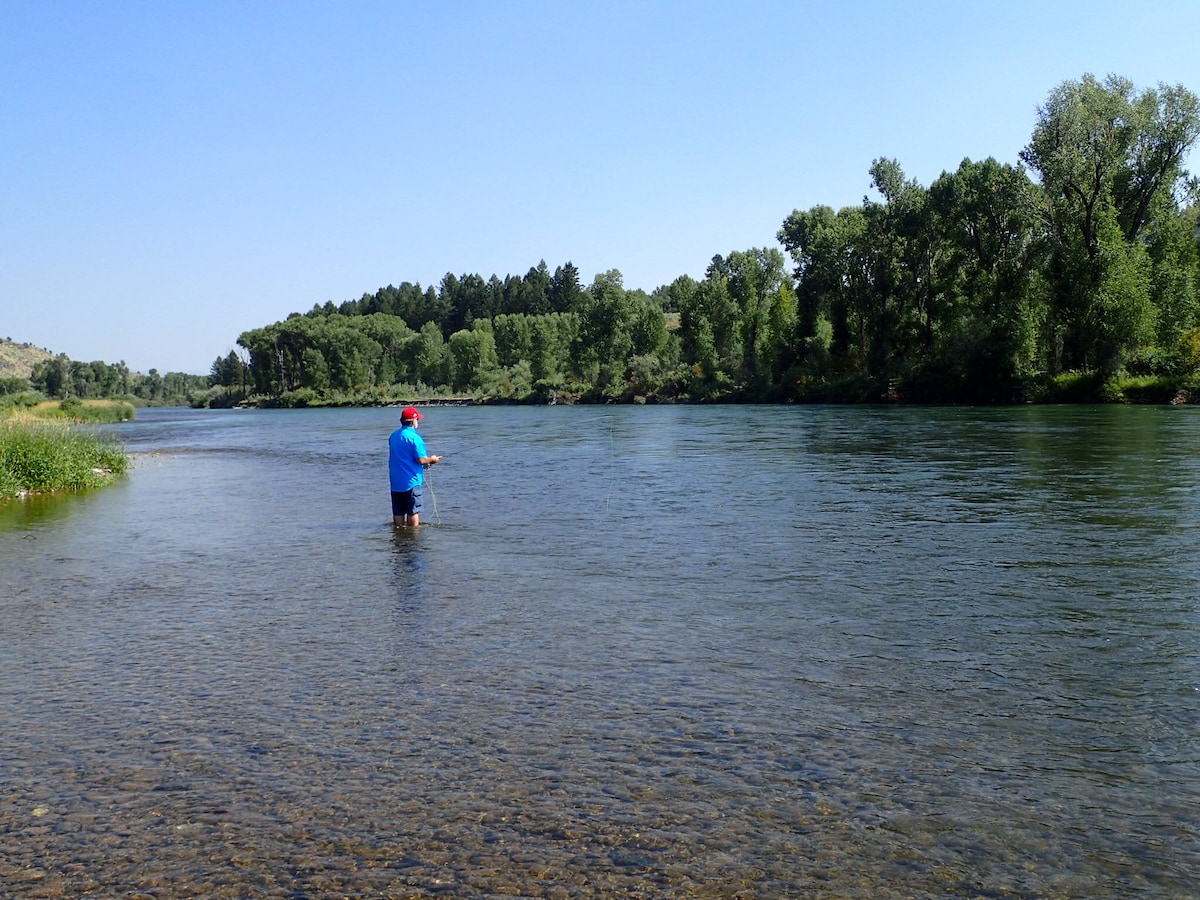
[3,1,1199,374]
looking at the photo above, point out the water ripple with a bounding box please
[2,405,1199,897]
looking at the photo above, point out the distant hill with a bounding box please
[0,337,54,379]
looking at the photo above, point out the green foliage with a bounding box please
[774,75,1200,403]
[480,361,534,400]
[217,75,1200,406]
[0,390,46,410]
[1149,207,1200,347]
[11,399,137,424]
[413,321,449,387]
[0,376,31,396]
[1029,370,1107,403]
[779,204,874,370]
[1022,74,1200,373]
[29,354,208,406]
[625,354,676,400]
[447,327,498,391]
[927,157,1043,386]
[0,419,129,499]
[209,350,251,390]
[1103,373,1177,403]
[572,270,635,385]
[1029,370,1184,404]
[493,314,532,367]
[192,385,242,409]
[275,387,322,408]
[1177,326,1200,373]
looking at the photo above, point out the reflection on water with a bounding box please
[1,405,1198,897]
[0,488,101,532]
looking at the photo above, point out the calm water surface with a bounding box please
[1,404,1198,898]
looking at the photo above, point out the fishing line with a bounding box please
[424,465,442,525]
[603,414,614,514]
[424,413,616,519]
[444,414,617,459]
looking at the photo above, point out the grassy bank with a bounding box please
[24,397,137,423]
[0,413,130,500]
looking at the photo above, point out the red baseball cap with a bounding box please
[401,406,424,421]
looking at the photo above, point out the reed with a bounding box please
[25,398,137,423]
[0,418,129,499]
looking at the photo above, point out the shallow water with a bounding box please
[2,404,1198,898]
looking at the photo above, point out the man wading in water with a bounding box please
[389,406,440,527]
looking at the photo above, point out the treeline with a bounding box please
[1,356,210,407]
[219,264,672,405]
[780,75,1200,403]
[216,75,1200,406]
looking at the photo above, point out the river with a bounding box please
[1,404,1198,898]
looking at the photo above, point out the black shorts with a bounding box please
[391,486,423,516]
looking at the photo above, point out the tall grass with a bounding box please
[24,398,137,423]
[0,418,129,500]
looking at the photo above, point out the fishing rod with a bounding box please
[441,414,616,458]
[416,414,615,523]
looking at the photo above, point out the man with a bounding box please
[389,406,440,527]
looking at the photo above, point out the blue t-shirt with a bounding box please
[388,425,428,491]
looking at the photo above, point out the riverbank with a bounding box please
[187,367,1200,408]
[24,398,137,423]
[0,405,131,500]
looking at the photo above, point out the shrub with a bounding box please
[1104,374,1176,403]
[0,390,44,411]
[1179,327,1200,373]
[1043,370,1105,402]
[20,399,136,423]
[0,420,128,499]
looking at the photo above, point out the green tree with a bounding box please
[550,262,585,312]
[573,270,634,388]
[413,321,449,386]
[859,158,932,376]
[926,157,1043,393]
[673,271,743,393]
[1020,74,1200,371]
[778,204,872,372]
[1147,204,1200,359]
[210,350,250,388]
[448,326,499,391]
[673,275,716,378]
[158,371,209,402]
[355,313,415,384]
[323,323,382,390]
[238,326,285,395]
[0,376,30,396]
[629,297,669,358]
[139,369,164,401]
[31,354,71,398]
[440,272,492,334]
[493,314,532,368]
[707,248,791,389]
[522,261,552,315]
[528,314,567,384]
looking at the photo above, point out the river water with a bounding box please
[1,404,1198,898]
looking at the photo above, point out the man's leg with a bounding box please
[393,488,420,527]
[407,485,424,527]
